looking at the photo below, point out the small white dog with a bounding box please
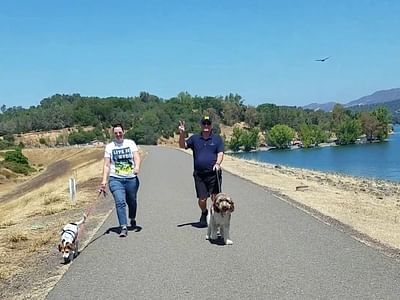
[206,193,235,245]
[58,214,86,263]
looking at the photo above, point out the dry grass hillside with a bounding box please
[12,126,95,148]
[0,146,115,299]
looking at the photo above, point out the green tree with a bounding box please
[331,104,347,132]
[313,126,327,146]
[336,119,362,145]
[299,124,313,148]
[241,128,260,151]
[267,124,295,149]
[228,127,242,151]
[257,104,280,130]
[372,107,391,141]
[360,112,379,142]
[68,129,96,145]
[221,94,244,125]
[126,124,158,145]
[299,124,327,148]
[243,106,259,127]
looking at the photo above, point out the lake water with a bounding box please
[229,125,400,182]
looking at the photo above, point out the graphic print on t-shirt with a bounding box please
[112,147,133,175]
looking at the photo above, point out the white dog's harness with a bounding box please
[61,223,79,243]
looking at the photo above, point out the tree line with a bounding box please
[0,92,392,150]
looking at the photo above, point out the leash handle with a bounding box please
[216,169,222,193]
[98,188,108,197]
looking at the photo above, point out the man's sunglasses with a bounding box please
[201,121,211,125]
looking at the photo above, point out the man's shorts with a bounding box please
[193,170,222,199]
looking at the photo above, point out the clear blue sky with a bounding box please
[1,0,400,108]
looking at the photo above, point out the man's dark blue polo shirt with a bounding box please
[186,132,224,173]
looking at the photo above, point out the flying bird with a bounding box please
[315,56,331,62]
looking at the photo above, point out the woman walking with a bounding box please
[100,124,141,237]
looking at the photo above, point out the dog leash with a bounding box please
[216,169,222,193]
[85,189,107,217]
[76,190,108,241]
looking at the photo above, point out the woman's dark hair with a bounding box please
[112,123,124,131]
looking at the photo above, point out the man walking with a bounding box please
[178,116,224,226]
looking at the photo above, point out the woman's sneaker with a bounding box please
[119,226,128,237]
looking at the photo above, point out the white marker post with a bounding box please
[69,177,77,204]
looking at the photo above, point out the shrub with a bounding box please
[0,139,14,150]
[2,161,35,175]
[39,137,47,145]
[4,148,29,165]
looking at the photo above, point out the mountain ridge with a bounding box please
[303,88,400,112]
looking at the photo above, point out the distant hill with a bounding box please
[346,98,400,124]
[303,102,337,112]
[345,88,400,107]
[303,88,400,112]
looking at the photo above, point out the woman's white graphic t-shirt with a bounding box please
[104,139,139,178]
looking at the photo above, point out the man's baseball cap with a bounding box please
[200,115,212,124]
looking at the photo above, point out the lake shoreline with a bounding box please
[225,141,338,154]
[228,133,400,183]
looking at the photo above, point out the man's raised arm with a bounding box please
[178,120,187,149]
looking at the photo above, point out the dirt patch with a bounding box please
[0,160,70,203]
[0,147,103,200]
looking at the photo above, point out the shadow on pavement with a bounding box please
[104,225,143,234]
[80,225,143,252]
[176,222,226,246]
[177,221,207,229]
[207,237,226,246]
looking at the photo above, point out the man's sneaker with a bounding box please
[130,219,137,228]
[199,209,208,226]
[119,226,128,237]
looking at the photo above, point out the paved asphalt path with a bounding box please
[47,146,400,300]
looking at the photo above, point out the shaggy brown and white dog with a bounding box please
[206,192,235,245]
[58,214,86,263]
